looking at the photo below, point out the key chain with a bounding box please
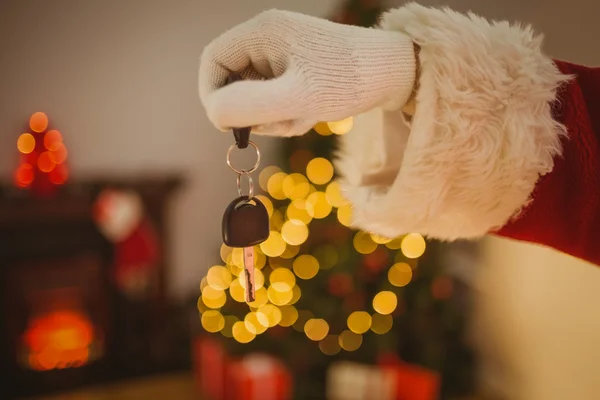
[221,74,269,303]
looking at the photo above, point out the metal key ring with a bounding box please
[237,171,254,199]
[227,141,260,174]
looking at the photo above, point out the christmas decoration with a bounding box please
[14,112,69,195]
[198,1,476,399]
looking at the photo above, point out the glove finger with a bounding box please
[252,119,317,137]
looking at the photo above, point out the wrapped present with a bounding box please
[226,353,292,400]
[379,355,440,400]
[326,361,397,400]
[192,336,229,400]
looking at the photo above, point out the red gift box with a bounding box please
[193,336,230,400]
[379,355,440,400]
[226,353,292,400]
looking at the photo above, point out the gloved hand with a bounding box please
[199,9,416,137]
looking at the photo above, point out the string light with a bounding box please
[327,117,353,135]
[319,335,341,355]
[339,330,362,351]
[29,112,48,133]
[353,231,377,255]
[267,171,288,200]
[370,313,393,334]
[388,262,413,287]
[260,231,286,257]
[401,233,426,258]
[372,291,397,315]
[281,219,309,246]
[244,312,267,335]
[347,311,372,334]
[279,305,299,327]
[306,192,332,219]
[232,321,255,343]
[304,318,329,341]
[17,133,36,154]
[206,266,232,290]
[228,280,246,303]
[306,158,334,185]
[267,285,293,306]
[286,199,313,225]
[202,287,227,309]
[201,310,225,333]
[37,151,56,172]
[293,255,319,280]
[270,268,296,292]
[256,304,282,327]
[43,129,62,151]
[282,173,310,200]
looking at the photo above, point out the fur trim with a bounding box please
[334,3,570,240]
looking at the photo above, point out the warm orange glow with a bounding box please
[49,163,69,185]
[22,310,97,371]
[17,133,36,154]
[37,151,56,172]
[48,142,68,164]
[29,112,48,133]
[14,163,34,187]
[44,129,63,150]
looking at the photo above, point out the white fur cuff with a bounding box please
[334,2,569,240]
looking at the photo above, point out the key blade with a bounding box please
[243,246,256,303]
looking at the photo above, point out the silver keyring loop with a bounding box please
[227,141,261,174]
[237,172,254,199]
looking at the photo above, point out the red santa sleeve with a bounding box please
[496,61,600,265]
[333,4,600,265]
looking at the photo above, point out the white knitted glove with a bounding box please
[199,9,416,137]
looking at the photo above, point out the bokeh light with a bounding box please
[206,266,232,290]
[267,285,293,306]
[385,237,404,250]
[292,310,313,332]
[29,112,48,133]
[279,305,299,327]
[44,129,63,151]
[388,262,413,287]
[289,285,302,305]
[244,312,267,335]
[256,304,282,327]
[196,296,210,314]
[325,181,349,207]
[339,330,362,351]
[372,291,398,315]
[37,151,56,173]
[370,234,392,244]
[286,199,313,225]
[228,280,246,303]
[17,133,36,154]
[259,166,282,192]
[202,287,227,309]
[221,316,238,338]
[327,117,353,135]
[48,163,68,185]
[15,163,34,188]
[232,321,255,343]
[282,173,310,200]
[353,231,377,255]
[314,122,333,136]
[306,191,332,219]
[347,311,372,334]
[313,245,339,270]
[281,220,309,246]
[267,172,288,200]
[201,310,225,333]
[238,268,264,290]
[337,205,353,227]
[401,233,426,258]
[304,318,329,341]
[270,268,296,292]
[260,231,286,257]
[306,158,334,185]
[371,313,393,334]
[280,245,301,259]
[247,287,269,308]
[293,255,319,280]
[319,335,341,355]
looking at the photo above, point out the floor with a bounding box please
[34,373,200,400]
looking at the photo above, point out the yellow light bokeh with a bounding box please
[319,335,341,356]
[247,287,269,308]
[279,305,299,327]
[313,245,339,270]
[220,244,233,264]
[280,245,301,260]
[304,318,329,341]
[306,192,332,219]
[17,133,36,154]
[314,122,333,136]
[347,311,372,334]
[372,291,398,315]
[385,237,403,250]
[290,285,302,305]
[270,209,285,231]
[281,219,309,246]
[201,310,225,333]
[401,233,426,258]
[260,231,286,257]
[254,250,267,269]
[325,181,349,208]
[282,173,310,200]
[267,285,293,306]
[286,199,313,225]
[327,117,354,135]
[196,296,210,314]
[201,287,227,309]
[267,172,288,200]
[293,255,319,280]
[259,166,282,192]
[370,234,392,244]
[206,266,232,290]
[220,315,238,338]
[255,195,274,217]
[29,111,48,133]
[353,231,377,255]
[306,158,334,186]
[388,262,413,287]
[337,205,353,227]
[229,279,246,303]
[270,268,296,292]
[292,310,313,332]
[339,330,362,351]
[244,312,267,335]
[256,304,282,327]
[200,276,208,292]
[232,321,256,343]
[238,268,264,290]
[371,313,393,335]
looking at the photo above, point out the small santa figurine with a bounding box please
[198,3,600,266]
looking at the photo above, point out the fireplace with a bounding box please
[0,176,184,398]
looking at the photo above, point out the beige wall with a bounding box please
[0,0,339,299]
[388,0,600,398]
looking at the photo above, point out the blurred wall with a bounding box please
[386,0,600,399]
[0,0,339,299]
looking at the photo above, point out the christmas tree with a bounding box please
[198,1,476,398]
